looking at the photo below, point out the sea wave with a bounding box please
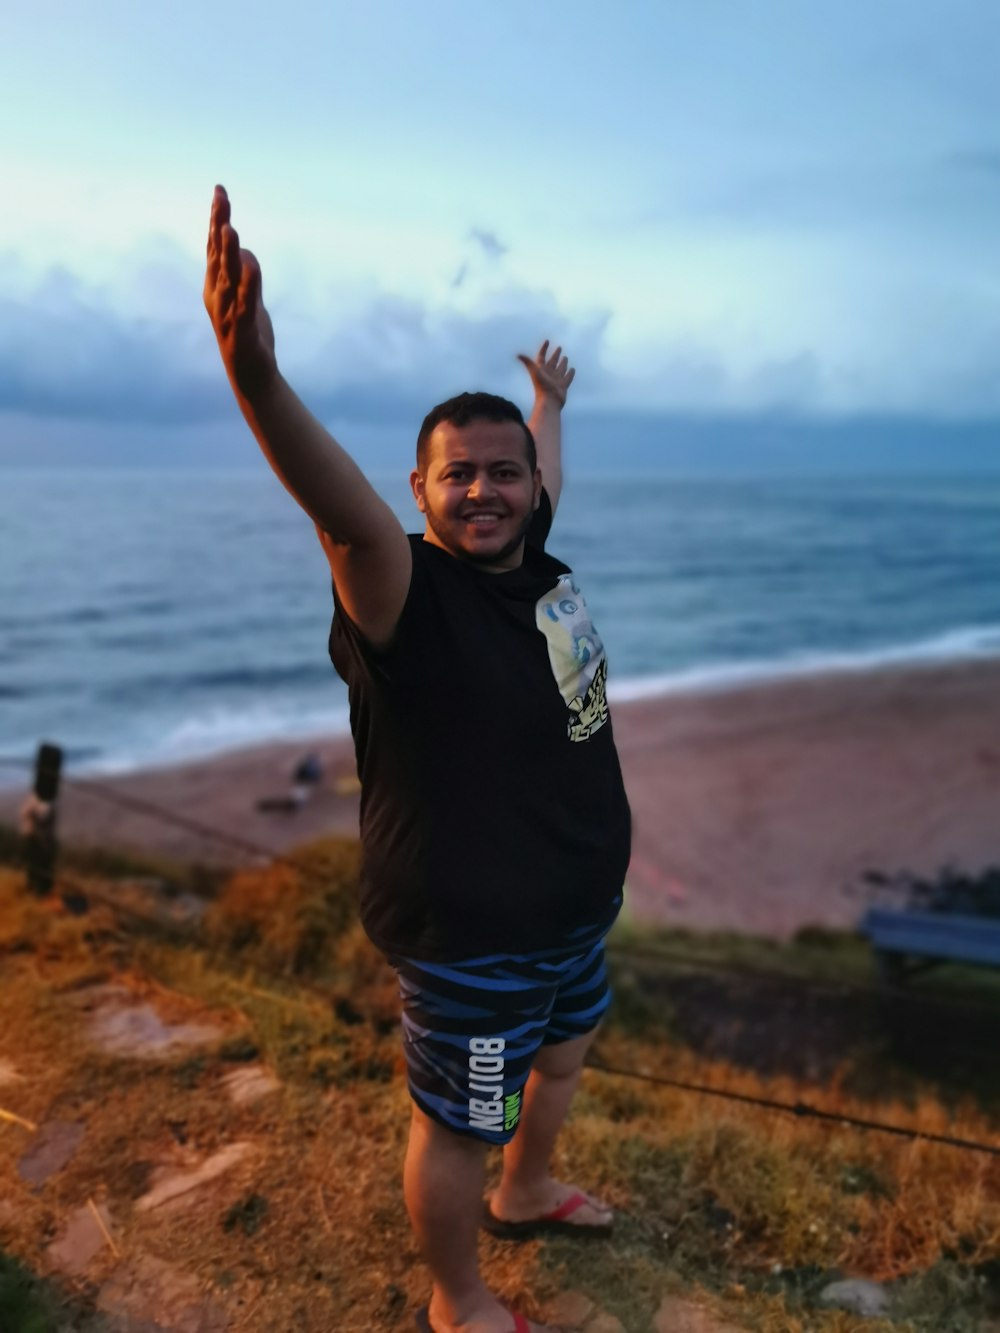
[607,623,1000,701]
[82,700,353,776]
[70,622,1000,774]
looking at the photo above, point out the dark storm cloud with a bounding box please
[299,290,613,423]
[0,267,225,425]
[0,258,611,442]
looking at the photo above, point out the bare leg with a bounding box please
[491,1029,611,1227]
[404,1105,552,1332]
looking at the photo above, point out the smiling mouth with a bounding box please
[463,513,505,525]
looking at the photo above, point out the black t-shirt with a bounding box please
[328,493,631,960]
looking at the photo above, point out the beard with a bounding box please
[423,503,536,568]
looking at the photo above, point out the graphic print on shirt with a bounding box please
[535,573,610,742]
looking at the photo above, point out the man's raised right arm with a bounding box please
[203,186,410,647]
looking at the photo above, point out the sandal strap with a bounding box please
[545,1190,590,1222]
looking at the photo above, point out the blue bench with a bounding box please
[862,906,1000,982]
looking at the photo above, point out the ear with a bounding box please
[410,468,426,513]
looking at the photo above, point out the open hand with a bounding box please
[517,340,575,408]
[204,185,277,393]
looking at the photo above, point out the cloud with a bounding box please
[468,228,508,261]
[295,288,613,423]
[4,235,1000,452]
[0,260,225,425]
[451,228,509,289]
[0,251,612,437]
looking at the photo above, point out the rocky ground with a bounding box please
[2,864,1000,1331]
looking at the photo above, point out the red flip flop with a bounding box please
[482,1190,613,1240]
[415,1305,532,1331]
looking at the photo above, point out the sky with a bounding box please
[4,0,1000,470]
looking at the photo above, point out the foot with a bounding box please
[419,1291,554,1332]
[487,1178,612,1235]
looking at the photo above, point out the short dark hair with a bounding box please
[416,392,537,474]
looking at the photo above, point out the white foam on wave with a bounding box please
[84,700,353,776]
[29,623,1000,778]
[607,623,1000,702]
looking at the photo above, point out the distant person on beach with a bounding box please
[204,186,631,1333]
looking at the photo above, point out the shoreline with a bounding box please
[8,643,1000,785]
[3,657,1000,937]
[7,640,1000,787]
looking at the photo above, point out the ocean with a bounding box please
[2,468,1000,779]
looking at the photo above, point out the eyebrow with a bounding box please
[439,458,524,470]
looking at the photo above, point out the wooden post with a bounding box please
[19,742,61,898]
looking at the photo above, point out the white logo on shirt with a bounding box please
[536,575,610,742]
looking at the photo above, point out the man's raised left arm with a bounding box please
[518,341,575,514]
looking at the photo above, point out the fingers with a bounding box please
[537,341,571,378]
[549,346,570,379]
[206,184,230,268]
[521,341,575,399]
[206,186,237,323]
[237,248,262,321]
[221,220,241,285]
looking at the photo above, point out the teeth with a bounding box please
[468,515,500,523]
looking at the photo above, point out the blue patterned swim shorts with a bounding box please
[391,932,612,1145]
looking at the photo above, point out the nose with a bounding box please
[467,472,496,501]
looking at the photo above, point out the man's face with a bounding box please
[411,418,541,571]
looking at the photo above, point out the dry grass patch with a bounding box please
[2,846,1000,1329]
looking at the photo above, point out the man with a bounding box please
[204,186,631,1333]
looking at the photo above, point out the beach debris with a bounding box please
[97,1253,229,1332]
[293,752,324,788]
[256,749,326,813]
[222,1064,280,1105]
[0,1105,36,1133]
[18,1119,84,1186]
[255,793,304,813]
[135,1141,252,1212]
[819,1277,890,1317]
[651,1294,744,1331]
[88,1195,122,1257]
[45,1199,117,1274]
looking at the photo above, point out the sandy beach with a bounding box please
[4,659,1000,937]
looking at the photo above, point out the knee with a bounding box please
[531,1027,600,1081]
[409,1104,492,1158]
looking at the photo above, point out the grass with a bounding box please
[1,833,999,1331]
